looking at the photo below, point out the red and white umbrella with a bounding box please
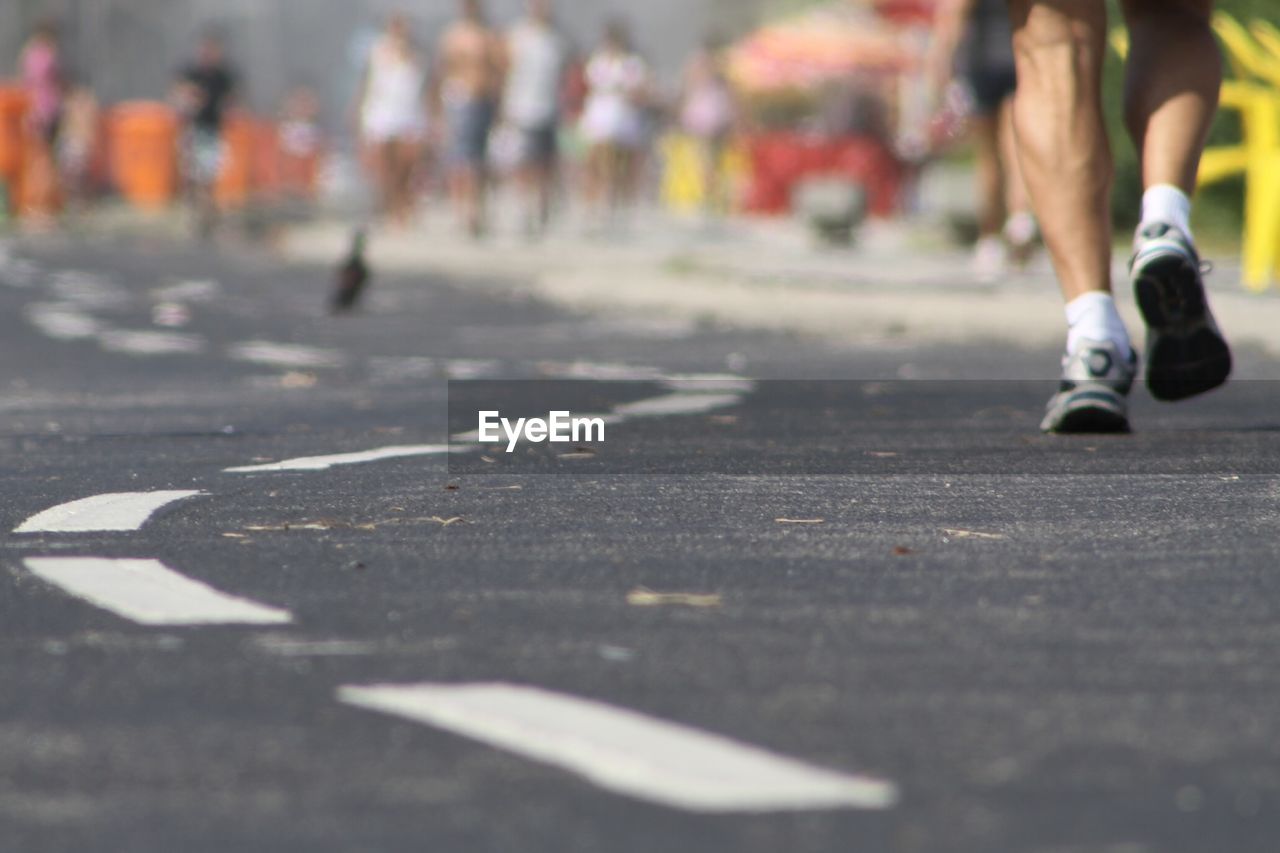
[728,1,931,93]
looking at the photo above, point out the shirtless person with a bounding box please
[438,0,507,237]
[1011,0,1232,433]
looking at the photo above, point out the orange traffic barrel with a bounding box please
[215,114,255,208]
[0,85,30,201]
[110,101,179,210]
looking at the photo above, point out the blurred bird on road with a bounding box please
[331,228,370,313]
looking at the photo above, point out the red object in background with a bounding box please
[0,85,29,193]
[215,114,255,208]
[744,133,903,218]
[872,0,937,25]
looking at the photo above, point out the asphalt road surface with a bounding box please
[2,235,1279,853]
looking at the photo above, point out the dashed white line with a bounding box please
[337,682,898,813]
[98,330,207,356]
[225,446,454,473]
[227,341,346,370]
[612,392,746,419]
[23,558,292,626]
[14,491,205,534]
[25,303,101,341]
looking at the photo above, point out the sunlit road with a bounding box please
[2,236,1279,852]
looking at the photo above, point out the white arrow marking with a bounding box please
[14,491,204,534]
[225,446,454,473]
[338,682,897,813]
[23,558,292,626]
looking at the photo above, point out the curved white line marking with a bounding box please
[612,392,746,419]
[338,682,897,813]
[225,445,453,474]
[225,380,756,473]
[14,491,204,534]
[228,341,345,369]
[23,558,292,626]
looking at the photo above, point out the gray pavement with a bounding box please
[2,232,1279,852]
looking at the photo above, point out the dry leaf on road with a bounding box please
[627,587,722,608]
[941,528,1007,541]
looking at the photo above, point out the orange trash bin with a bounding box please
[110,102,180,210]
[0,85,31,213]
[216,114,254,209]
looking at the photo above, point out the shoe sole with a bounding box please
[1042,390,1131,435]
[1133,252,1232,402]
[1045,405,1131,435]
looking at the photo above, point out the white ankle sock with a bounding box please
[1139,184,1193,240]
[1065,292,1132,359]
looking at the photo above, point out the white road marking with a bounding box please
[612,392,746,419]
[151,278,222,303]
[225,445,453,473]
[337,682,898,813]
[442,359,503,380]
[536,361,667,381]
[48,271,129,308]
[23,558,292,626]
[228,341,346,370]
[25,303,100,341]
[98,330,207,356]
[14,491,205,534]
[226,374,754,472]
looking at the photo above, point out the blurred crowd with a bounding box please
[3,0,743,239]
[351,0,739,237]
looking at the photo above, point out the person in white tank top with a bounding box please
[358,14,429,226]
[580,20,651,224]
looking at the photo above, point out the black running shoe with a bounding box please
[1130,223,1232,402]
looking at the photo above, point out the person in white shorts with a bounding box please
[581,20,651,221]
[358,13,429,227]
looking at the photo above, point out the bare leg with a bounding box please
[1007,0,1113,300]
[1120,0,1220,194]
[971,112,1007,238]
[998,98,1030,219]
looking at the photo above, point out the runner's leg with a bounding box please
[1120,0,1220,195]
[1007,0,1112,301]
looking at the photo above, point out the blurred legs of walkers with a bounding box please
[183,128,224,240]
[585,141,639,230]
[21,121,62,228]
[370,136,422,228]
[695,133,731,220]
[514,123,558,237]
[968,70,1034,280]
[448,97,497,238]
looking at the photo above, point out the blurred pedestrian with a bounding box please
[503,0,568,237]
[18,19,65,224]
[57,75,99,217]
[279,85,324,203]
[679,37,737,217]
[581,20,651,224]
[439,0,507,237]
[929,0,1035,279]
[173,28,238,239]
[358,14,429,226]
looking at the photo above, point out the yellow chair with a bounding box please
[1210,13,1280,290]
[660,133,749,215]
[1251,19,1280,64]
